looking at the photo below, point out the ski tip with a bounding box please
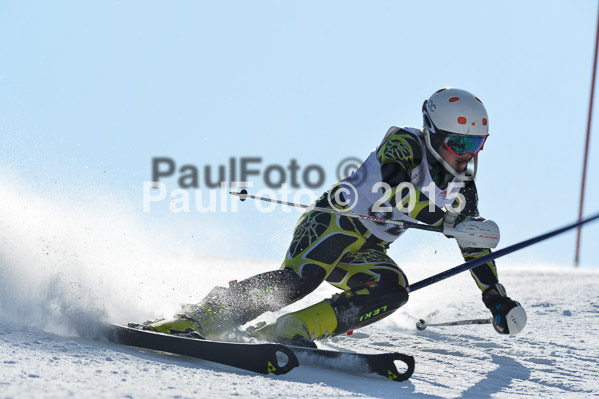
[368,352,415,382]
[267,346,300,375]
[388,353,415,382]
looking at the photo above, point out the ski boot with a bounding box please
[249,300,338,348]
[144,315,205,338]
[145,286,243,340]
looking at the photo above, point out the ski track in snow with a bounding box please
[1,267,599,399]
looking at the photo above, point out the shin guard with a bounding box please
[327,281,409,335]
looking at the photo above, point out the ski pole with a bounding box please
[415,318,492,331]
[231,190,501,249]
[409,211,599,292]
[230,190,442,233]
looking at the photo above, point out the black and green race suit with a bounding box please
[192,127,499,339]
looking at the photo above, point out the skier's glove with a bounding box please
[443,213,500,249]
[442,212,460,238]
[482,283,527,335]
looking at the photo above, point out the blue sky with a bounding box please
[1,1,598,269]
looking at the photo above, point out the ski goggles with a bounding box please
[443,134,488,156]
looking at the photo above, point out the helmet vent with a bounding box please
[436,88,447,93]
[449,96,460,103]
[482,118,488,126]
[457,116,467,124]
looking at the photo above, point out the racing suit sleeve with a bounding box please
[454,180,500,291]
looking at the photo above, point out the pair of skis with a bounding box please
[104,324,415,382]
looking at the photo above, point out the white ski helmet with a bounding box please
[422,88,489,180]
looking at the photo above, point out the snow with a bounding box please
[1,264,598,398]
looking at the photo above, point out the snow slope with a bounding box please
[1,264,598,398]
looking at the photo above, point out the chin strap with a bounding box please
[471,155,478,180]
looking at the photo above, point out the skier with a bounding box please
[148,88,527,344]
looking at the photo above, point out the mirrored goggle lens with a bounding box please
[444,135,487,155]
